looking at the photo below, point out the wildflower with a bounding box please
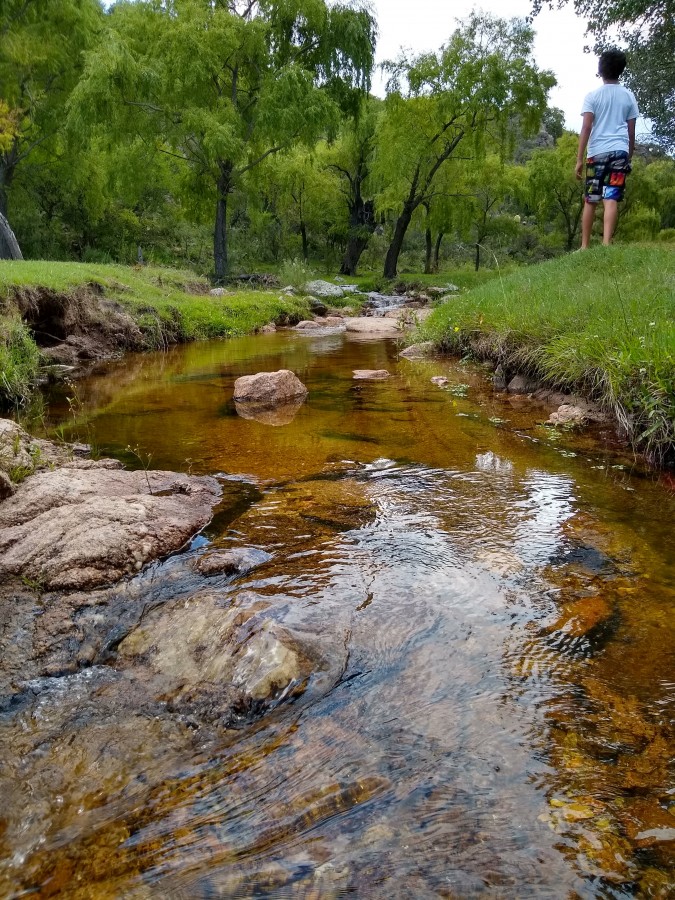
[454,326,460,332]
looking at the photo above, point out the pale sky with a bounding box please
[370,0,648,136]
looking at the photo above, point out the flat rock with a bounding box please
[345,317,400,335]
[353,369,391,380]
[431,376,449,386]
[0,462,221,590]
[233,369,308,405]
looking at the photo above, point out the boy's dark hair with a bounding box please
[599,49,627,80]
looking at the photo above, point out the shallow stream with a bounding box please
[1,330,674,897]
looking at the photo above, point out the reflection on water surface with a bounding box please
[1,331,674,898]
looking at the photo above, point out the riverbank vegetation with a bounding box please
[419,244,675,464]
[0,261,311,407]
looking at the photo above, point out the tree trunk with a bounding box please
[340,198,376,276]
[300,222,308,262]
[475,242,481,271]
[384,203,415,279]
[434,232,444,270]
[340,235,369,276]
[0,160,14,219]
[214,163,233,281]
[0,212,23,260]
[424,226,433,274]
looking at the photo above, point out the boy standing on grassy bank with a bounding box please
[575,49,639,249]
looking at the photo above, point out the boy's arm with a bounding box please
[627,117,636,161]
[576,112,594,179]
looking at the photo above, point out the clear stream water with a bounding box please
[1,329,674,898]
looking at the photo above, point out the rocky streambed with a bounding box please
[1,327,674,898]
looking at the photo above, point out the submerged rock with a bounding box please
[399,341,436,360]
[546,595,613,639]
[192,546,273,577]
[233,369,308,406]
[118,593,313,720]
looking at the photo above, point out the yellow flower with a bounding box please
[454,326,460,332]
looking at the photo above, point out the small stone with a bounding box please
[192,547,273,577]
[431,376,449,386]
[547,404,589,426]
[352,370,391,380]
[507,374,540,394]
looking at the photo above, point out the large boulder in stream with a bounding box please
[233,369,308,406]
[0,457,221,590]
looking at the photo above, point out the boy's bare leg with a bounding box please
[581,200,596,249]
[602,199,619,244]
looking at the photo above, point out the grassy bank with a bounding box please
[418,245,675,464]
[0,261,311,408]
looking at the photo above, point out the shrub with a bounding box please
[278,257,317,291]
[0,315,40,408]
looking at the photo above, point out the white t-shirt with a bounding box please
[581,83,639,157]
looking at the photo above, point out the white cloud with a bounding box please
[369,0,639,133]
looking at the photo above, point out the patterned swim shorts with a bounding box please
[585,151,631,203]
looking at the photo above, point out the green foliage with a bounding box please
[278,258,317,290]
[69,0,376,277]
[527,133,584,251]
[375,12,555,276]
[0,0,103,217]
[419,244,675,462]
[0,313,40,408]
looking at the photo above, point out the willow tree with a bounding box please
[375,14,554,279]
[527,134,584,251]
[70,0,375,279]
[0,0,102,253]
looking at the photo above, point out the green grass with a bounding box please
[0,313,41,408]
[418,245,675,464]
[0,260,310,341]
[0,260,311,408]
